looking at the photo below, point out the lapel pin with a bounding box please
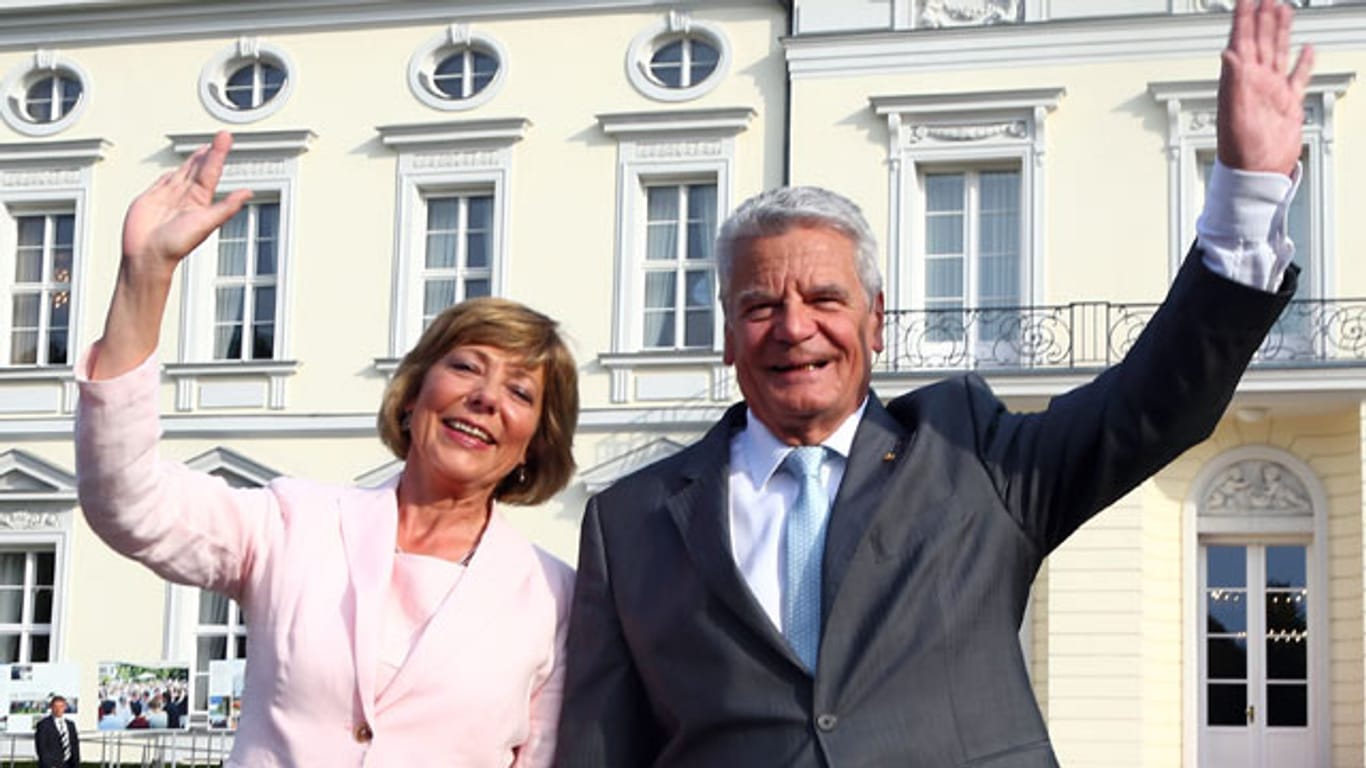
[882,451,896,462]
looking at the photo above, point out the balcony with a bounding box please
[879,298,1366,374]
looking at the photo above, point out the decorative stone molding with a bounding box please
[917,0,1022,28]
[0,510,60,530]
[1203,459,1312,515]
[907,121,1027,144]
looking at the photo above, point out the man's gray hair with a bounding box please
[715,186,882,311]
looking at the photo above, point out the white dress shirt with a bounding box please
[726,160,1299,631]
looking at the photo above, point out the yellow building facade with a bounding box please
[0,0,1361,765]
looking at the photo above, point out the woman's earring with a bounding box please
[515,464,527,485]
[400,411,411,431]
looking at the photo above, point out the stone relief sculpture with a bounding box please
[1204,459,1312,515]
[918,0,1021,28]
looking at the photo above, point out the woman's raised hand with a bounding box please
[122,131,252,277]
[91,132,252,379]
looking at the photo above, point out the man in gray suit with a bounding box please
[556,1,1313,765]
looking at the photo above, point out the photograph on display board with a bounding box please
[206,659,245,731]
[96,661,190,731]
[0,663,80,734]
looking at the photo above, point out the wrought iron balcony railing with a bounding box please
[879,298,1366,373]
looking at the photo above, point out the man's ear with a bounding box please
[871,291,885,354]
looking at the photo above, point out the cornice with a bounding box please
[785,7,1366,78]
[0,1,752,49]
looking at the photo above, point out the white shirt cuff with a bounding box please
[1196,158,1299,293]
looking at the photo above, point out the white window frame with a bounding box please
[596,107,752,403]
[0,138,104,415]
[872,88,1061,316]
[376,118,526,363]
[407,24,508,112]
[3,205,75,368]
[0,450,74,665]
[168,130,310,412]
[1183,446,1329,768]
[1148,73,1352,291]
[163,448,277,724]
[198,37,296,125]
[0,50,91,138]
[639,179,721,352]
[625,11,731,103]
[414,188,497,330]
[207,197,282,363]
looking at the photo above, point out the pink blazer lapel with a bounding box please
[338,479,400,727]
[378,511,534,705]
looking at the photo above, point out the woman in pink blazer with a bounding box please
[75,132,578,766]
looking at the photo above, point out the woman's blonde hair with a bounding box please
[378,297,579,505]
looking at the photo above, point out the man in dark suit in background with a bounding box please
[34,696,79,768]
[555,1,1313,765]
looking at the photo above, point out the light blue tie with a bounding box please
[783,445,829,672]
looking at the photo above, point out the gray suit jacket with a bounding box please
[556,254,1295,767]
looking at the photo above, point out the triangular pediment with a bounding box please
[185,447,282,489]
[0,450,75,501]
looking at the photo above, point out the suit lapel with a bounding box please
[667,405,800,665]
[337,482,398,728]
[822,396,911,619]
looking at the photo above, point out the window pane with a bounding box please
[214,326,242,361]
[644,272,675,310]
[423,279,456,321]
[256,204,279,276]
[24,77,53,122]
[59,77,81,115]
[466,233,489,269]
[427,198,459,231]
[464,279,490,299]
[925,257,963,302]
[31,589,51,623]
[0,590,21,623]
[16,216,44,249]
[252,319,275,360]
[11,294,39,328]
[261,63,285,102]
[217,242,248,278]
[28,634,48,663]
[685,270,713,310]
[1207,636,1246,679]
[46,330,67,366]
[1266,633,1307,680]
[647,187,679,261]
[650,41,684,87]
[471,52,498,94]
[198,591,231,626]
[433,53,467,98]
[688,40,720,84]
[926,174,965,212]
[1207,546,1246,588]
[686,184,717,261]
[253,287,276,324]
[426,233,458,269]
[1266,546,1306,588]
[34,553,52,585]
[643,311,673,348]
[0,554,25,586]
[9,331,37,365]
[197,636,228,669]
[1206,590,1246,634]
[215,287,244,324]
[224,65,256,109]
[1266,683,1307,727]
[684,308,712,348]
[1207,683,1247,726]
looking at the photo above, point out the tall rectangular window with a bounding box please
[194,591,246,715]
[213,201,279,361]
[10,212,73,366]
[422,192,493,330]
[923,168,1021,343]
[0,548,54,663]
[643,182,716,350]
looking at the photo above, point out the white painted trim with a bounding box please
[378,119,527,356]
[786,8,1366,78]
[169,129,316,156]
[1148,72,1354,284]
[1182,445,1330,768]
[406,24,509,112]
[0,141,102,382]
[197,37,297,125]
[597,107,750,390]
[625,10,732,103]
[873,87,1062,315]
[0,50,92,137]
[0,1,745,47]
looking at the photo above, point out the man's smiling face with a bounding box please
[723,225,884,445]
